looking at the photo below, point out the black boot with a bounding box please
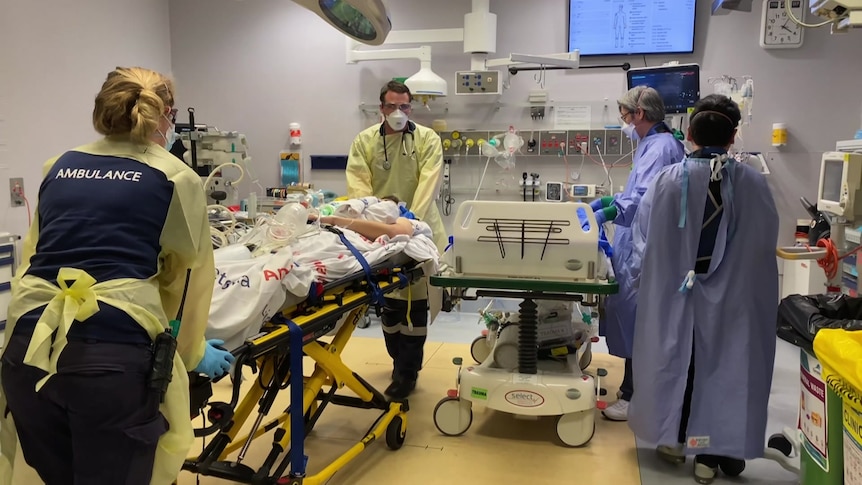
[385,375,416,400]
[718,456,745,477]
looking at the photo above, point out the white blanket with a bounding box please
[206,222,439,351]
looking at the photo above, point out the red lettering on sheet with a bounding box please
[312,261,327,276]
[263,267,291,281]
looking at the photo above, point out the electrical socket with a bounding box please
[9,177,24,206]
[530,106,546,120]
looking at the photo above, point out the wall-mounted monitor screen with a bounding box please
[568,0,697,57]
[626,63,701,114]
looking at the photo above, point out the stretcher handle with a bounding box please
[775,246,827,261]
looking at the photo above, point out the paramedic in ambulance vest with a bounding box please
[591,86,685,421]
[0,66,234,485]
[627,94,779,484]
[346,80,446,400]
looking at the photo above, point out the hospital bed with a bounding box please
[183,254,427,485]
[429,200,619,447]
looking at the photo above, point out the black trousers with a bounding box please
[380,297,428,381]
[620,358,633,401]
[1,334,168,485]
[678,348,697,444]
[677,345,745,468]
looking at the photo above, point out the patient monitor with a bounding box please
[817,151,862,219]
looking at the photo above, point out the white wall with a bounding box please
[170,0,862,244]
[0,0,173,239]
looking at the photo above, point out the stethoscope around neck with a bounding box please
[381,122,416,170]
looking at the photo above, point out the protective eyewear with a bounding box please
[168,108,178,124]
[619,111,633,123]
[382,103,412,112]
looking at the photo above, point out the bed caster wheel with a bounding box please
[768,433,793,457]
[470,336,491,364]
[433,397,473,436]
[556,410,595,447]
[358,315,371,329]
[385,415,406,450]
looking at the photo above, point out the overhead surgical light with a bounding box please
[347,43,449,106]
[405,61,448,104]
[292,0,392,45]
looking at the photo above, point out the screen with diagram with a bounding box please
[626,64,700,114]
[568,0,697,56]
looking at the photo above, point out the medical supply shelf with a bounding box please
[429,274,618,446]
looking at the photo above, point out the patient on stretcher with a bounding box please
[205,196,439,351]
[308,195,429,240]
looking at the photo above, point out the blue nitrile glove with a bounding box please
[597,226,613,258]
[194,339,235,379]
[595,205,618,226]
[589,196,615,212]
[398,203,416,220]
[595,208,608,226]
[577,207,591,231]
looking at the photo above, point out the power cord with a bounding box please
[11,183,31,226]
[807,238,862,280]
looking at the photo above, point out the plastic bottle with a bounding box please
[248,192,257,218]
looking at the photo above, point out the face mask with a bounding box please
[161,128,178,150]
[159,115,178,149]
[386,110,408,132]
[622,123,639,141]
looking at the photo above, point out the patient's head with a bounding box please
[381,195,402,205]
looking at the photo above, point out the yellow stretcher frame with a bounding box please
[182,258,425,485]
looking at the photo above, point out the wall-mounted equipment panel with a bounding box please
[455,71,502,95]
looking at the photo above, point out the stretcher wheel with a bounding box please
[358,315,371,329]
[470,336,492,364]
[768,433,793,457]
[433,397,473,436]
[385,415,406,450]
[556,410,595,447]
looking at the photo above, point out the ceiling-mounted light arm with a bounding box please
[346,40,448,106]
[485,52,581,70]
[508,63,631,75]
[346,39,430,65]
[384,29,465,45]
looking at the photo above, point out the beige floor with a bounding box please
[177,337,641,485]
[11,338,641,484]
